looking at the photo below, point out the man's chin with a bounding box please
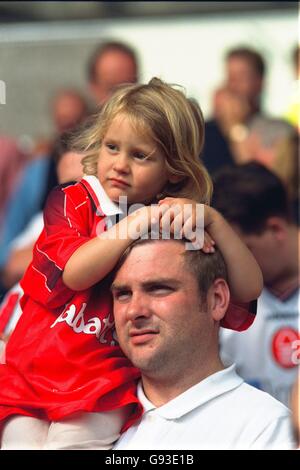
[127,352,158,373]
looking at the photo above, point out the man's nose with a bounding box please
[126,292,151,321]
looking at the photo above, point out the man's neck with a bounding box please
[141,356,224,408]
[266,270,299,300]
[266,228,299,298]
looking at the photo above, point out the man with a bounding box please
[51,89,89,135]
[87,40,139,107]
[202,47,282,173]
[111,238,294,449]
[212,163,299,407]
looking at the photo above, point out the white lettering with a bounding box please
[291,339,300,365]
[98,313,115,344]
[105,455,140,467]
[50,304,76,328]
[83,316,101,335]
[72,303,87,333]
[50,303,115,345]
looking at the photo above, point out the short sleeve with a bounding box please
[21,184,93,309]
[221,299,257,331]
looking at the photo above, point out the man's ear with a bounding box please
[265,217,287,242]
[207,278,230,322]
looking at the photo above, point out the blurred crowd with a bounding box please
[0,39,299,447]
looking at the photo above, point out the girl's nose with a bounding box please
[113,153,130,174]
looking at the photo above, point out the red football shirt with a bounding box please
[0,176,142,432]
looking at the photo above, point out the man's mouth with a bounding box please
[129,329,159,345]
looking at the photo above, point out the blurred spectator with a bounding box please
[52,88,89,134]
[31,88,89,158]
[0,90,88,288]
[212,163,299,407]
[241,116,294,168]
[0,136,28,226]
[272,132,299,224]
[87,40,139,107]
[0,130,84,356]
[284,44,300,132]
[1,130,84,291]
[202,47,289,174]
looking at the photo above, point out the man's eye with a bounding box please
[149,286,173,295]
[114,291,131,301]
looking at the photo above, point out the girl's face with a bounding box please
[97,113,170,205]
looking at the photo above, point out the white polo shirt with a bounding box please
[114,365,295,450]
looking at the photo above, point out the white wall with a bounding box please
[0,8,298,139]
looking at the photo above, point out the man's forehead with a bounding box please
[111,276,182,291]
[114,241,186,278]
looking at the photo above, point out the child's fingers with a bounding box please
[204,231,215,246]
[159,205,182,234]
[201,231,216,253]
[169,212,185,236]
[158,197,176,206]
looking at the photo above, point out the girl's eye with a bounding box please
[106,143,117,152]
[133,152,148,161]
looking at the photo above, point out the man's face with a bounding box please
[90,50,137,105]
[226,57,262,105]
[56,151,84,184]
[53,93,87,134]
[112,241,213,378]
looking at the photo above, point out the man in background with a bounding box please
[212,162,299,407]
[87,40,139,107]
[202,47,291,174]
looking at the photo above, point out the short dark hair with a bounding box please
[112,237,227,302]
[212,163,293,234]
[87,40,138,83]
[226,47,265,79]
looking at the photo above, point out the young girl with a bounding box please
[0,78,262,449]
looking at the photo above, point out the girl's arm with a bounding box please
[158,198,263,302]
[204,205,263,301]
[62,205,159,291]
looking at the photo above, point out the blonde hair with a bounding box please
[76,77,212,203]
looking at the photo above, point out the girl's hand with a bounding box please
[203,230,215,253]
[159,198,263,302]
[158,197,215,252]
[127,205,162,240]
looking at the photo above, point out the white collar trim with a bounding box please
[138,364,243,419]
[82,175,123,216]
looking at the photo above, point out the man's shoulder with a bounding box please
[236,380,291,417]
